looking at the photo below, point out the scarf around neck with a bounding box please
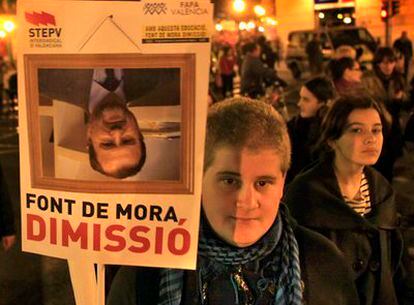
[158,205,303,305]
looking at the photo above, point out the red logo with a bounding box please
[25,11,56,26]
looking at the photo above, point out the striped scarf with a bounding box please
[158,205,303,305]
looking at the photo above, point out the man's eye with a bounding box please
[219,177,240,188]
[101,142,115,149]
[255,180,273,188]
[223,178,235,185]
[122,138,136,145]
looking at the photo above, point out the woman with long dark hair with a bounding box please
[284,94,403,305]
[286,76,335,184]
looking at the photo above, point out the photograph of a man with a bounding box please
[38,67,180,181]
[87,92,146,179]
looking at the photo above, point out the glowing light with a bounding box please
[215,23,223,31]
[3,20,15,33]
[254,5,266,17]
[343,16,352,24]
[258,26,265,32]
[337,13,343,19]
[233,0,246,13]
[381,9,388,18]
[318,12,325,19]
[239,21,247,30]
[264,17,278,26]
[247,21,256,30]
[0,30,6,38]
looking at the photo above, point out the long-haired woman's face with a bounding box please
[298,86,323,118]
[329,108,383,167]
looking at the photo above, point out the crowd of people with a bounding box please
[1,31,414,305]
[200,32,414,305]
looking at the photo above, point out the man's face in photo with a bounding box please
[87,96,144,178]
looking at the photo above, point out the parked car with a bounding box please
[286,26,378,79]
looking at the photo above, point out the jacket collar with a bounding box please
[288,156,398,230]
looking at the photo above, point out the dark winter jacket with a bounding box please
[107,217,359,305]
[286,115,323,184]
[240,54,278,98]
[284,157,403,305]
[0,163,15,238]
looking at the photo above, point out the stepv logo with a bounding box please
[25,11,56,26]
[143,3,167,15]
[25,11,62,48]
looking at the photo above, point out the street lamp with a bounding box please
[239,21,247,31]
[233,0,246,13]
[254,5,266,17]
[247,21,256,30]
[4,20,15,33]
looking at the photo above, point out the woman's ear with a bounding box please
[327,139,336,150]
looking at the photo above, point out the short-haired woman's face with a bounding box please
[298,86,323,118]
[344,62,362,83]
[329,108,383,167]
[378,58,396,76]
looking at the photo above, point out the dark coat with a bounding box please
[284,157,403,305]
[107,220,359,305]
[240,54,277,98]
[0,163,15,238]
[286,115,321,184]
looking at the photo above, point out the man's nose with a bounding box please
[236,184,258,209]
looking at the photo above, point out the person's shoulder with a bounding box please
[295,225,340,257]
[294,225,359,305]
[287,115,298,131]
[361,69,377,79]
[289,160,324,184]
[365,166,393,190]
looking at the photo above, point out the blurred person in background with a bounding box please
[330,57,363,96]
[306,33,324,76]
[240,42,285,99]
[284,95,403,305]
[362,47,408,181]
[393,31,413,81]
[218,45,236,98]
[257,35,277,69]
[286,76,335,184]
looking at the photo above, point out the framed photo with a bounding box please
[24,53,195,193]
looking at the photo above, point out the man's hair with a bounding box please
[316,94,387,152]
[242,42,258,55]
[329,57,356,81]
[373,47,396,65]
[304,76,335,103]
[88,133,146,179]
[204,97,291,173]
